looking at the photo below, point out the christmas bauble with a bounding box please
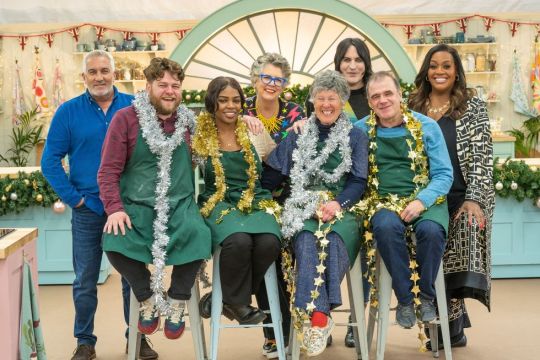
[536,197,540,208]
[185,94,191,101]
[5,185,11,192]
[495,181,503,190]
[284,92,293,101]
[53,200,66,213]
[24,179,30,186]
[195,94,201,102]
[531,166,538,172]
[510,181,518,190]
[36,194,43,202]
[10,192,17,201]
[1,195,6,202]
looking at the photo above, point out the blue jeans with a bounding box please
[71,204,131,346]
[294,231,349,314]
[371,209,446,305]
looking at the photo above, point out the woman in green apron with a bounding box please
[263,70,369,357]
[193,77,282,325]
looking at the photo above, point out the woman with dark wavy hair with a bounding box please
[409,43,494,350]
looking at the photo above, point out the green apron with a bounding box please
[199,148,281,249]
[375,135,449,234]
[299,141,361,264]
[102,129,211,265]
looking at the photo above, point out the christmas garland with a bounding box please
[279,113,352,345]
[191,112,258,217]
[133,91,194,316]
[0,171,59,215]
[351,105,439,351]
[494,158,540,206]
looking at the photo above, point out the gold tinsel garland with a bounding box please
[192,112,258,217]
[352,105,445,351]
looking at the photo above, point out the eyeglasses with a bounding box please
[259,74,287,87]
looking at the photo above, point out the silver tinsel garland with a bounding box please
[281,113,352,239]
[133,91,194,315]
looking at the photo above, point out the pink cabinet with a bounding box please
[0,228,38,360]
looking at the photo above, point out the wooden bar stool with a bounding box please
[127,280,208,360]
[367,254,452,359]
[209,247,286,360]
[288,253,370,359]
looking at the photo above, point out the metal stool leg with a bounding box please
[210,248,223,360]
[434,263,452,360]
[376,258,392,360]
[288,321,301,360]
[348,254,369,360]
[188,280,208,360]
[265,263,286,360]
[127,291,142,360]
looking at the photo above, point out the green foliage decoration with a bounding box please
[0,171,59,216]
[494,158,540,205]
[0,108,44,167]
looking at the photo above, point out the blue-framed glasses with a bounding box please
[259,73,287,87]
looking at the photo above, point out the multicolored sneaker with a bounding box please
[164,300,186,340]
[138,298,160,335]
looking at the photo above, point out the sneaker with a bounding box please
[138,298,160,335]
[71,344,96,360]
[344,315,355,348]
[262,340,278,359]
[396,302,416,329]
[418,298,437,323]
[164,301,186,340]
[125,337,159,360]
[304,318,335,357]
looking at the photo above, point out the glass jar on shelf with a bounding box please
[488,54,497,71]
[465,53,476,73]
[476,50,486,72]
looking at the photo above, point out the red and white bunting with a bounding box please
[122,31,133,41]
[68,27,80,42]
[483,17,495,32]
[508,22,519,37]
[535,24,540,35]
[43,33,54,48]
[381,23,389,28]
[431,23,441,37]
[456,18,468,33]
[148,32,160,45]
[94,26,107,41]
[175,29,187,40]
[403,25,415,39]
[19,36,28,51]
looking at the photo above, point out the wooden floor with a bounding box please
[38,269,539,360]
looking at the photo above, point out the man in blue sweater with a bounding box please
[355,71,453,330]
[41,50,158,360]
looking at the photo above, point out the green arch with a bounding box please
[170,0,416,82]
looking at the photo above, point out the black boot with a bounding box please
[344,314,355,348]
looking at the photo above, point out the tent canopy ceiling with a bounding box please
[2,0,540,25]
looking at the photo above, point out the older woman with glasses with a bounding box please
[262,70,368,357]
[242,52,305,358]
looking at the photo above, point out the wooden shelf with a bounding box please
[75,80,146,84]
[73,50,168,56]
[404,43,498,48]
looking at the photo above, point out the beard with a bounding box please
[149,92,181,116]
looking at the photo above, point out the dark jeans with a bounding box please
[71,205,130,346]
[220,233,280,305]
[106,251,202,301]
[371,209,446,304]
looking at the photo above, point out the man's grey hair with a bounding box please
[82,50,115,73]
[250,52,292,86]
[366,71,401,97]
[309,70,350,103]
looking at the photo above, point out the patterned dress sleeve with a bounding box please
[265,130,299,176]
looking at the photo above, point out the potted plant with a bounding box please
[0,108,44,167]
[507,115,540,157]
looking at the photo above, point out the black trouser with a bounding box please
[106,251,202,302]
[255,254,291,345]
[220,232,280,305]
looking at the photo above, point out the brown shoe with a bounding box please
[139,337,159,359]
[125,337,159,359]
[71,344,96,360]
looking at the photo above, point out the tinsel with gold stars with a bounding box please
[351,104,445,351]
